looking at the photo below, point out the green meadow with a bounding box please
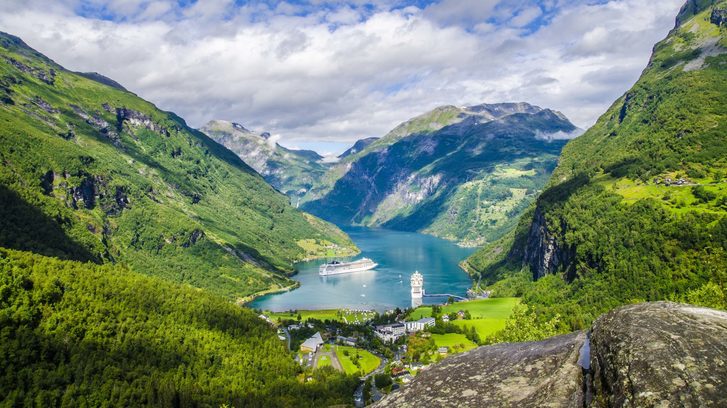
[409,297,520,339]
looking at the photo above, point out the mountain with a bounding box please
[465,0,727,328]
[201,120,328,203]
[338,137,379,159]
[0,32,357,301]
[301,103,578,246]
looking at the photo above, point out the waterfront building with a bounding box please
[375,323,407,342]
[405,317,436,333]
[300,332,324,353]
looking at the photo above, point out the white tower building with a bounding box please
[411,271,424,299]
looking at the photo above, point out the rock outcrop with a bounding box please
[590,302,727,407]
[375,332,587,407]
[375,302,727,408]
[711,8,727,26]
[522,207,569,280]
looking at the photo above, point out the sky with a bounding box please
[0,0,685,155]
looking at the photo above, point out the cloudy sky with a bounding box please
[0,0,684,154]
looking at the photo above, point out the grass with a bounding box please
[595,176,727,215]
[317,355,331,368]
[452,319,507,339]
[334,346,380,376]
[431,334,477,353]
[409,297,520,338]
[267,309,376,324]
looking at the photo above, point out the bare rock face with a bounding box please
[375,302,727,408]
[590,302,727,407]
[375,332,587,408]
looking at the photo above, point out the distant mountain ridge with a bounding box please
[301,102,578,246]
[201,119,327,201]
[339,137,379,159]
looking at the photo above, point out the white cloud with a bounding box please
[0,0,685,149]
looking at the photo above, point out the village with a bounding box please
[258,295,520,406]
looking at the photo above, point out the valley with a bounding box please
[208,103,577,247]
[1,0,726,407]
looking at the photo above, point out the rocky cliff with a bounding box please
[375,302,727,407]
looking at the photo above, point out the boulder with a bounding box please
[374,331,586,407]
[375,302,727,407]
[590,302,727,407]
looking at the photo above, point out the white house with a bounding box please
[405,317,436,333]
[375,323,407,342]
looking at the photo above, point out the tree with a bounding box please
[374,373,393,390]
[486,305,561,344]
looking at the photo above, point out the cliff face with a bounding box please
[522,207,569,280]
[375,302,727,408]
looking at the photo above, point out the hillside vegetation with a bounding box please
[465,1,727,329]
[0,32,356,300]
[0,248,357,407]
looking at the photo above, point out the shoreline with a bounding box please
[237,280,301,306]
[242,247,362,306]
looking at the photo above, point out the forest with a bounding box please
[0,248,358,407]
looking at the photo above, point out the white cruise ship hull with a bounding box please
[319,259,378,276]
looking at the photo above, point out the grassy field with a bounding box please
[431,334,477,353]
[334,346,380,376]
[452,319,507,339]
[597,176,727,215]
[317,355,331,368]
[409,297,520,339]
[266,309,376,323]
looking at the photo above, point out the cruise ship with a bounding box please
[319,258,378,276]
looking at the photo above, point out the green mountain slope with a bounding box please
[465,0,727,328]
[0,32,356,300]
[0,248,357,407]
[302,103,578,246]
[201,120,329,204]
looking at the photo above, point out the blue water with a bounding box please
[249,227,476,312]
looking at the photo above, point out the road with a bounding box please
[282,327,291,351]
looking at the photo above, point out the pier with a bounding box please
[423,293,467,301]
